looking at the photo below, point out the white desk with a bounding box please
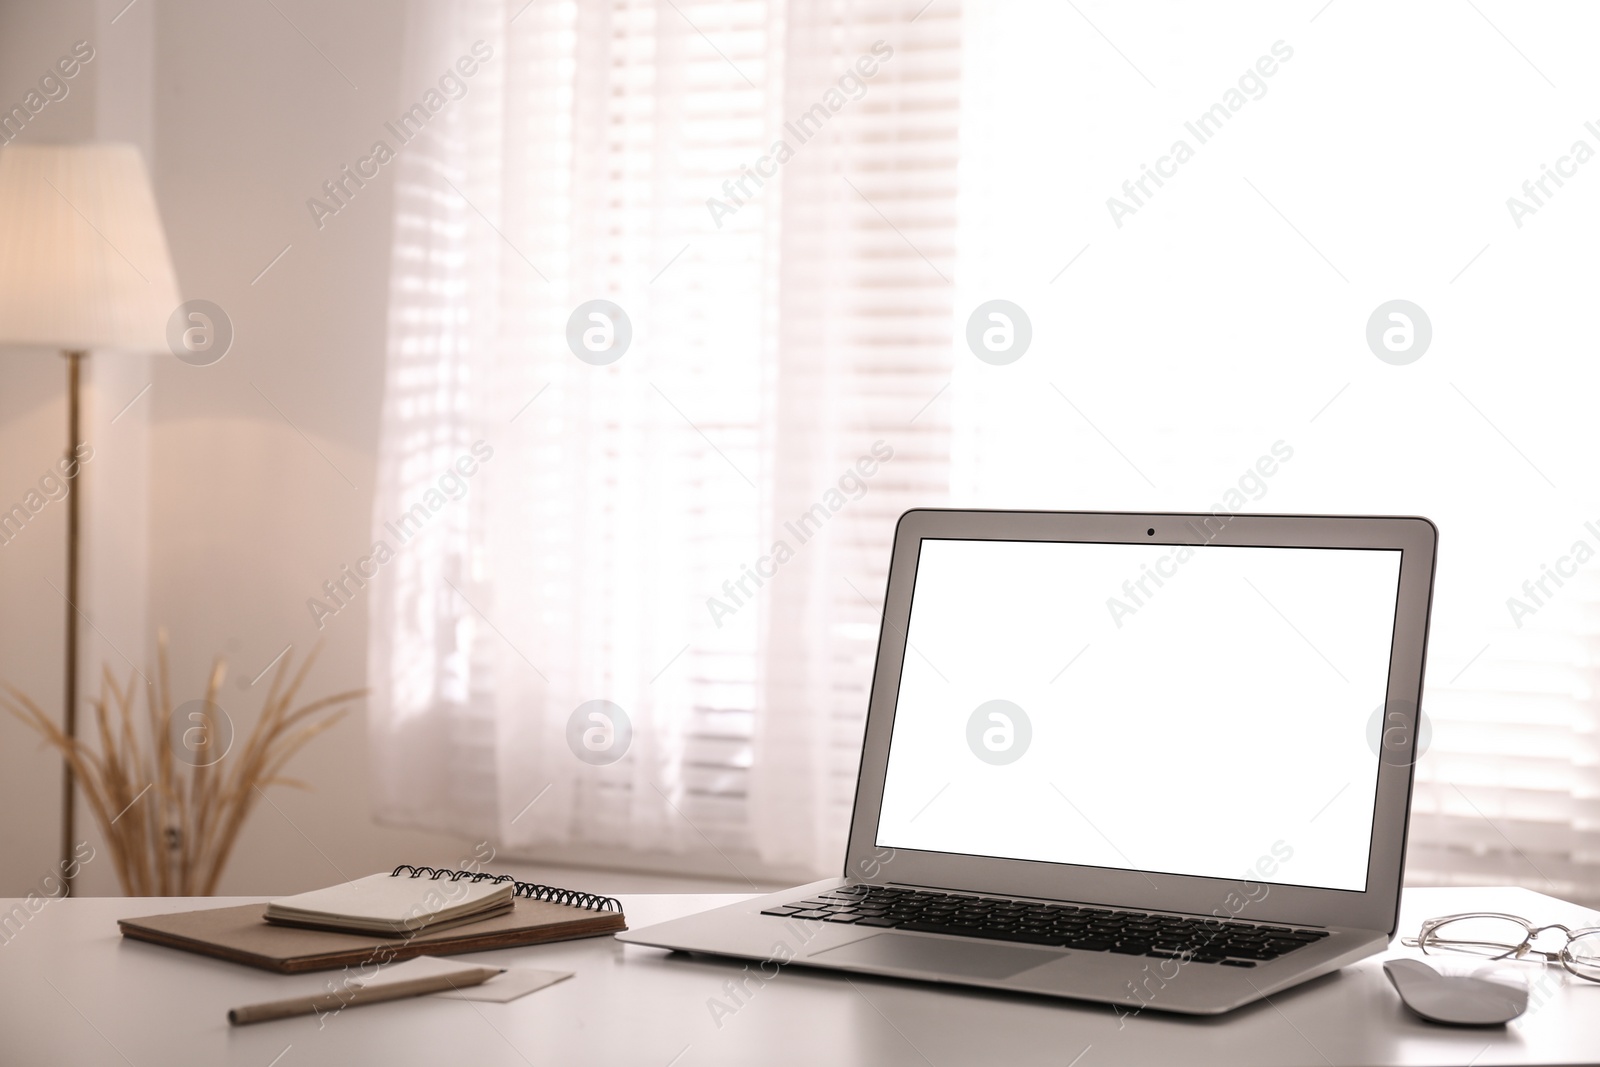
[1,886,1596,1066]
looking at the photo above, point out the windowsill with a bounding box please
[485,842,815,895]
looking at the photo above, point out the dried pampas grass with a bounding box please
[1,631,363,896]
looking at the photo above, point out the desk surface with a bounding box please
[1,885,1596,1066]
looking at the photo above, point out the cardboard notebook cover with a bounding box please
[119,897,627,974]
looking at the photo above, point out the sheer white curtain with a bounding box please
[371,0,960,878]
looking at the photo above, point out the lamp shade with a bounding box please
[0,143,179,351]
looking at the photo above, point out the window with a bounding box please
[374,0,1600,902]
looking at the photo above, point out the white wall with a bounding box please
[0,0,477,897]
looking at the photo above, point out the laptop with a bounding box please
[618,509,1438,1015]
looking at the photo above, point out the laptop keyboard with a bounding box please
[762,885,1330,967]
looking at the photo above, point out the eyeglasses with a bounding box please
[1403,912,1600,983]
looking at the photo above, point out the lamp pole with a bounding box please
[60,349,84,897]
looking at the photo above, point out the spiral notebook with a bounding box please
[119,866,627,974]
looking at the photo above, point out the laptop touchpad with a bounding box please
[809,933,1058,980]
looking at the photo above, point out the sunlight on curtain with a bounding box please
[954,0,1600,903]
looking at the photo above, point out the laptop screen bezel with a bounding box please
[842,509,1437,935]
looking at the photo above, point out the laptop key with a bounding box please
[761,906,803,917]
[1220,959,1257,968]
[789,910,830,920]
[824,913,863,923]
[855,917,900,928]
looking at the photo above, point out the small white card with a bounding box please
[351,955,571,1003]
[435,967,573,1002]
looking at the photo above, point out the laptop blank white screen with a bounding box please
[874,538,1404,893]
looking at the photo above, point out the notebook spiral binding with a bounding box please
[391,864,623,913]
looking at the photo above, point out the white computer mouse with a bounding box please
[1384,958,1530,1026]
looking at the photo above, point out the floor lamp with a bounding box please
[0,144,179,894]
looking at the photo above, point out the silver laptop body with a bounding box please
[618,510,1438,1015]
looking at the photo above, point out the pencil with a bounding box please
[228,965,502,1025]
